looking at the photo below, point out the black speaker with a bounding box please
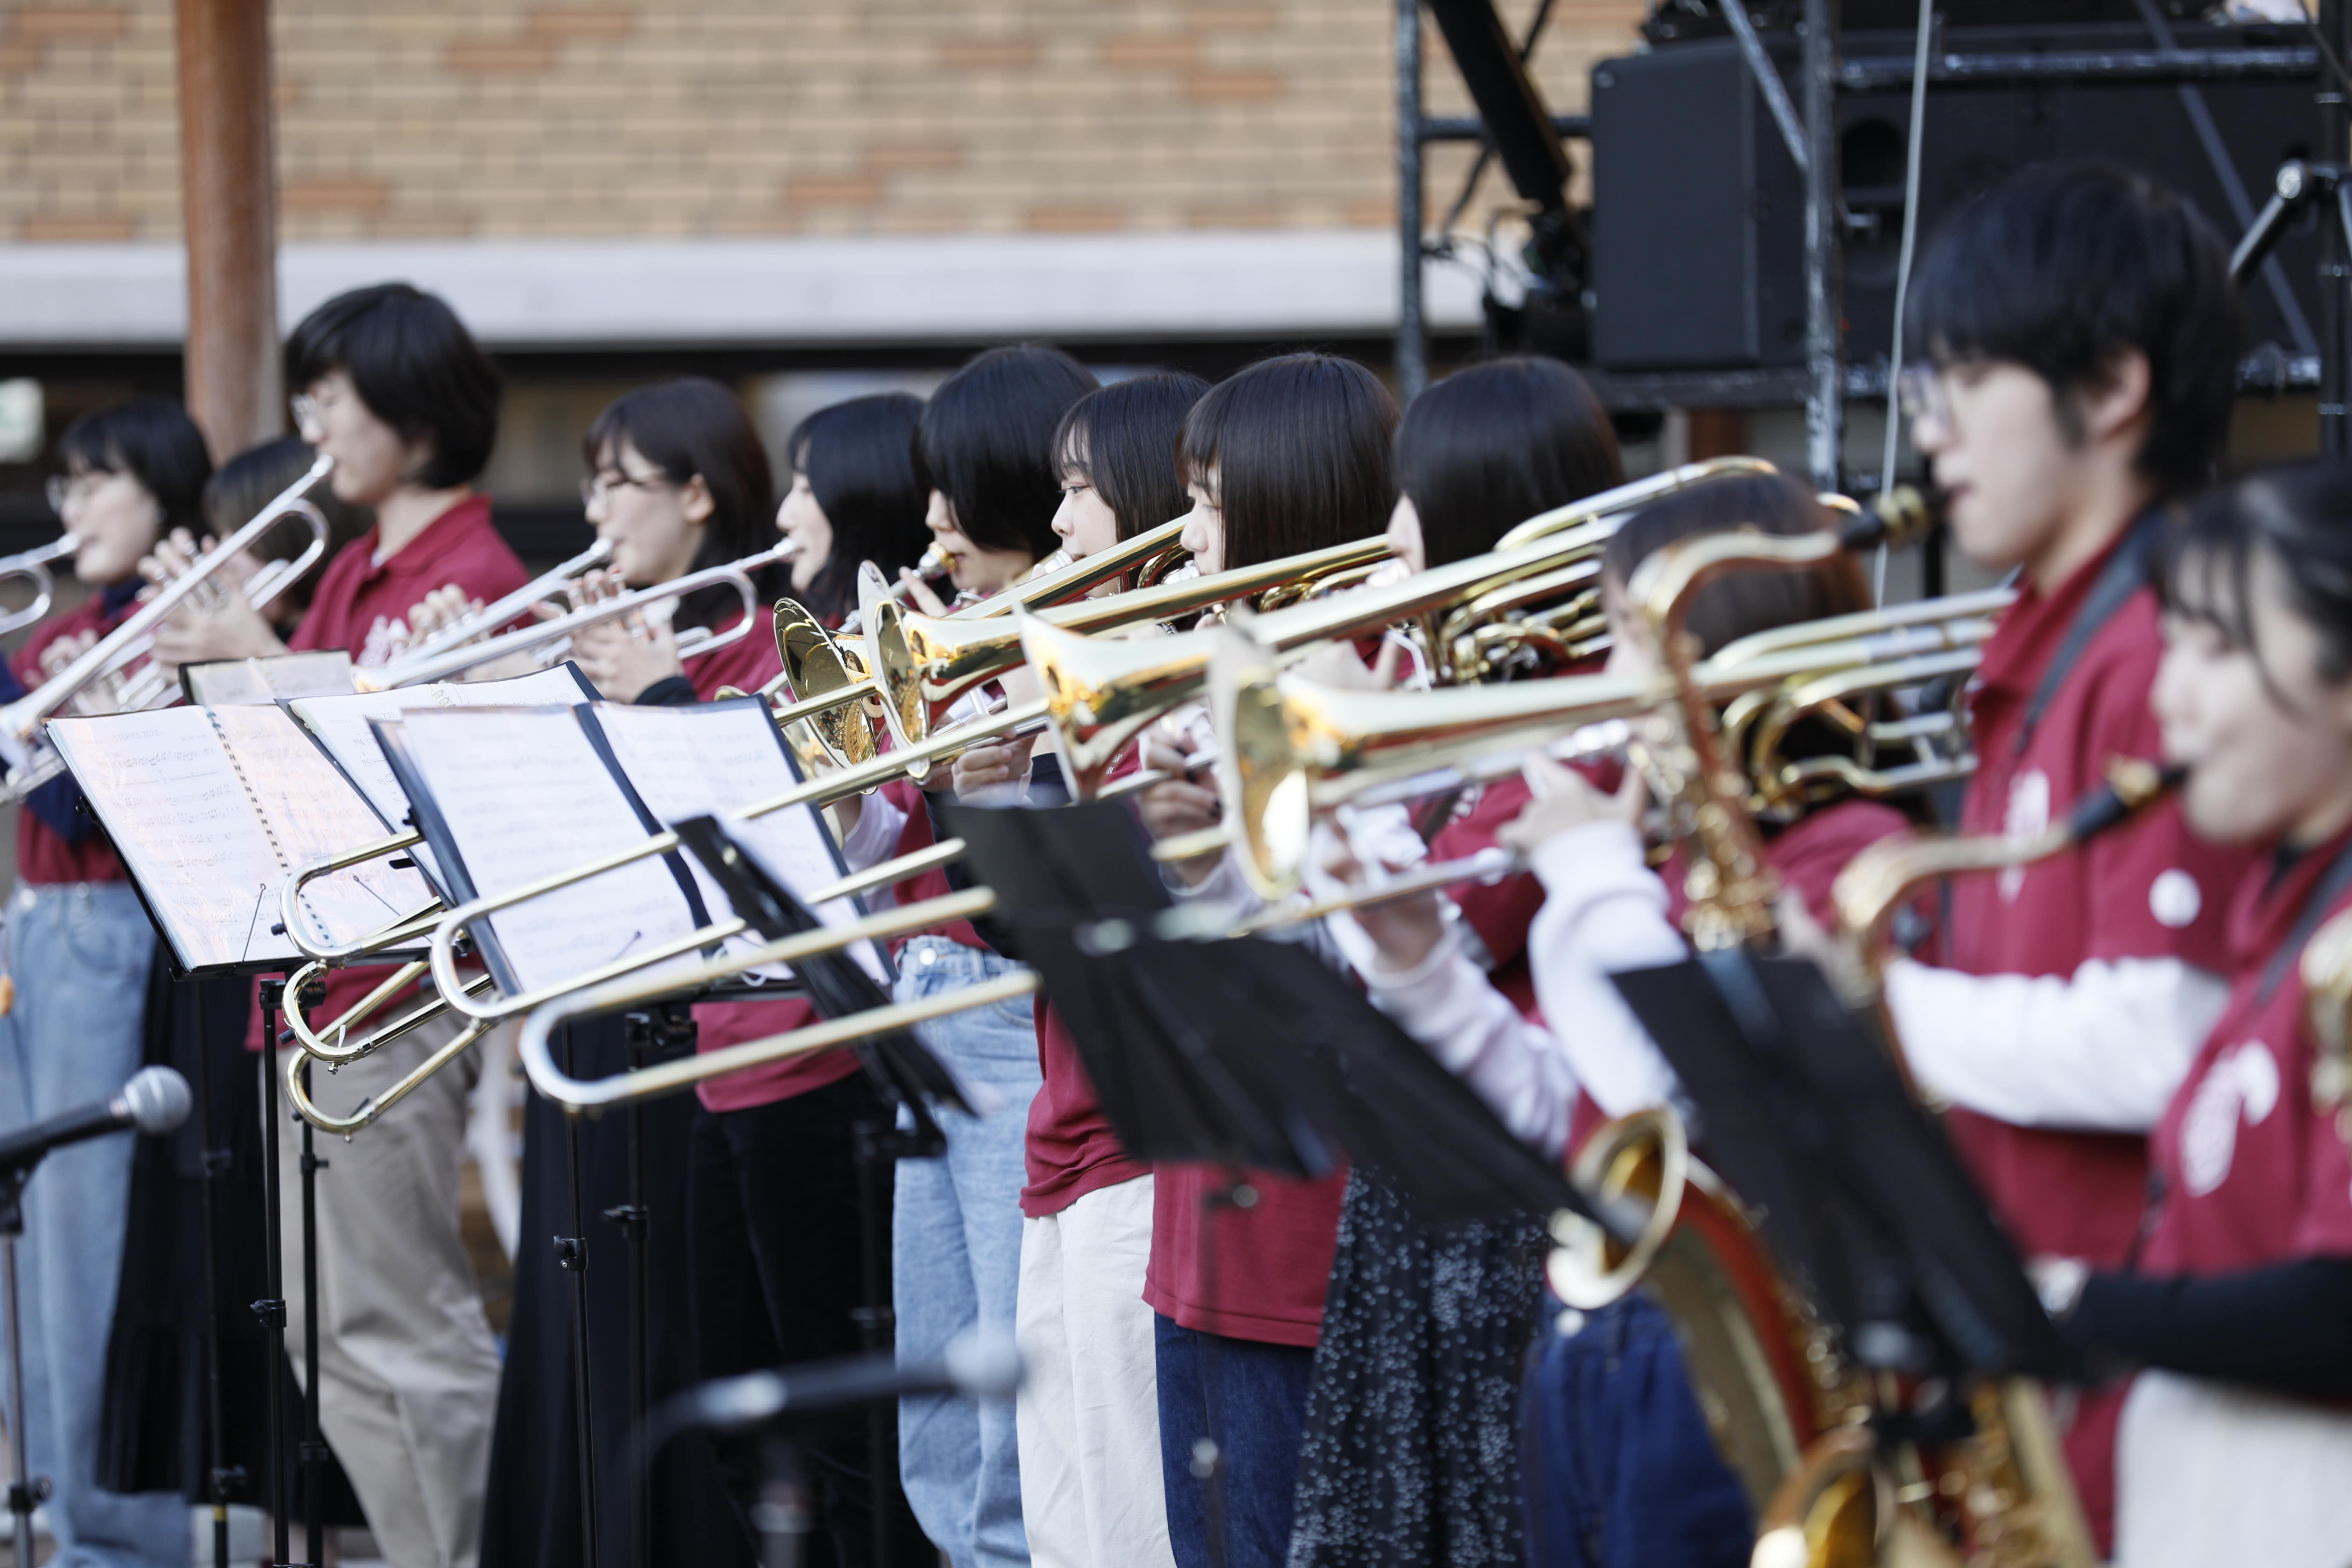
[1588,23,2324,373]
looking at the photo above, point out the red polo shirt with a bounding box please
[1936,522,2256,1548]
[290,493,527,667]
[12,588,142,885]
[689,612,862,1115]
[2142,830,2352,1280]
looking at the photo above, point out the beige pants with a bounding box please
[1015,1173,1177,1568]
[274,1020,502,1568]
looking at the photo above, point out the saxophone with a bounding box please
[2299,908,2352,1161]
[1831,760,2176,1568]
[1566,524,2124,1568]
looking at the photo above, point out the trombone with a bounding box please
[758,517,1197,770]
[357,539,792,690]
[0,453,336,796]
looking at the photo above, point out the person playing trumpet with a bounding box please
[157,284,524,1568]
[0,398,213,1568]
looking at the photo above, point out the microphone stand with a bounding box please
[0,1161,48,1568]
[195,989,239,1568]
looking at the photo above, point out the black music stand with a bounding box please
[670,815,978,1567]
[1614,948,2070,1390]
[943,799,1582,1224]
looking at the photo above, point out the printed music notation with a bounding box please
[286,664,597,845]
[45,704,433,973]
[588,699,886,985]
[387,704,707,997]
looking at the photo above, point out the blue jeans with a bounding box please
[1154,1315,1315,1568]
[1520,1294,1752,1568]
[892,937,1041,1568]
[0,883,187,1567]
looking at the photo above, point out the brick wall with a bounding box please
[0,0,1646,245]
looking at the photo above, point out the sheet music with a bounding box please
[286,665,596,877]
[46,708,296,970]
[590,701,885,983]
[184,650,355,706]
[390,706,704,997]
[204,704,434,951]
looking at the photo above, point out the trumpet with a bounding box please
[357,540,791,691]
[0,536,75,641]
[363,536,616,686]
[0,453,337,794]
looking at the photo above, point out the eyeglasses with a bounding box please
[580,471,671,505]
[43,472,108,516]
[290,392,326,436]
[1896,363,1951,429]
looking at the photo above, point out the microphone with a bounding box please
[0,1066,192,1177]
[657,1329,1024,1437]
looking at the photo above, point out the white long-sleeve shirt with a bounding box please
[1883,953,2228,1133]
[1508,817,2228,1141]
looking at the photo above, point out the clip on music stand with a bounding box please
[1613,947,2070,1389]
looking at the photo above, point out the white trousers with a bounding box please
[274,1021,502,1568]
[1015,1174,1177,1568]
[2115,1369,2352,1568]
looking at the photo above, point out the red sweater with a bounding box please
[12,586,142,885]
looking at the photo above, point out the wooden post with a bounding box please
[176,0,281,462]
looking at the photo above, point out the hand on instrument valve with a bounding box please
[1136,732,1224,887]
[951,730,1038,806]
[406,584,482,647]
[1497,752,1645,856]
[1312,810,1449,975]
[143,528,285,671]
[560,570,681,701]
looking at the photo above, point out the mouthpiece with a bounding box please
[1837,484,1945,553]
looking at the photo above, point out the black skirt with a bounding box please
[1284,1166,1550,1568]
[478,1015,753,1568]
[97,955,365,1526]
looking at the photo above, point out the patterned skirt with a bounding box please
[1285,1165,1550,1568]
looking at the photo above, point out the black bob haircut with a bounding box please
[286,282,503,490]
[2161,460,2352,693]
[1179,352,1399,572]
[1396,357,1623,567]
[916,345,1100,559]
[1602,470,1868,660]
[1903,159,2241,500]
[584,377,783,633]
[789,392,933,624]
[58,398,214,537]
[1053,372,1211,545]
